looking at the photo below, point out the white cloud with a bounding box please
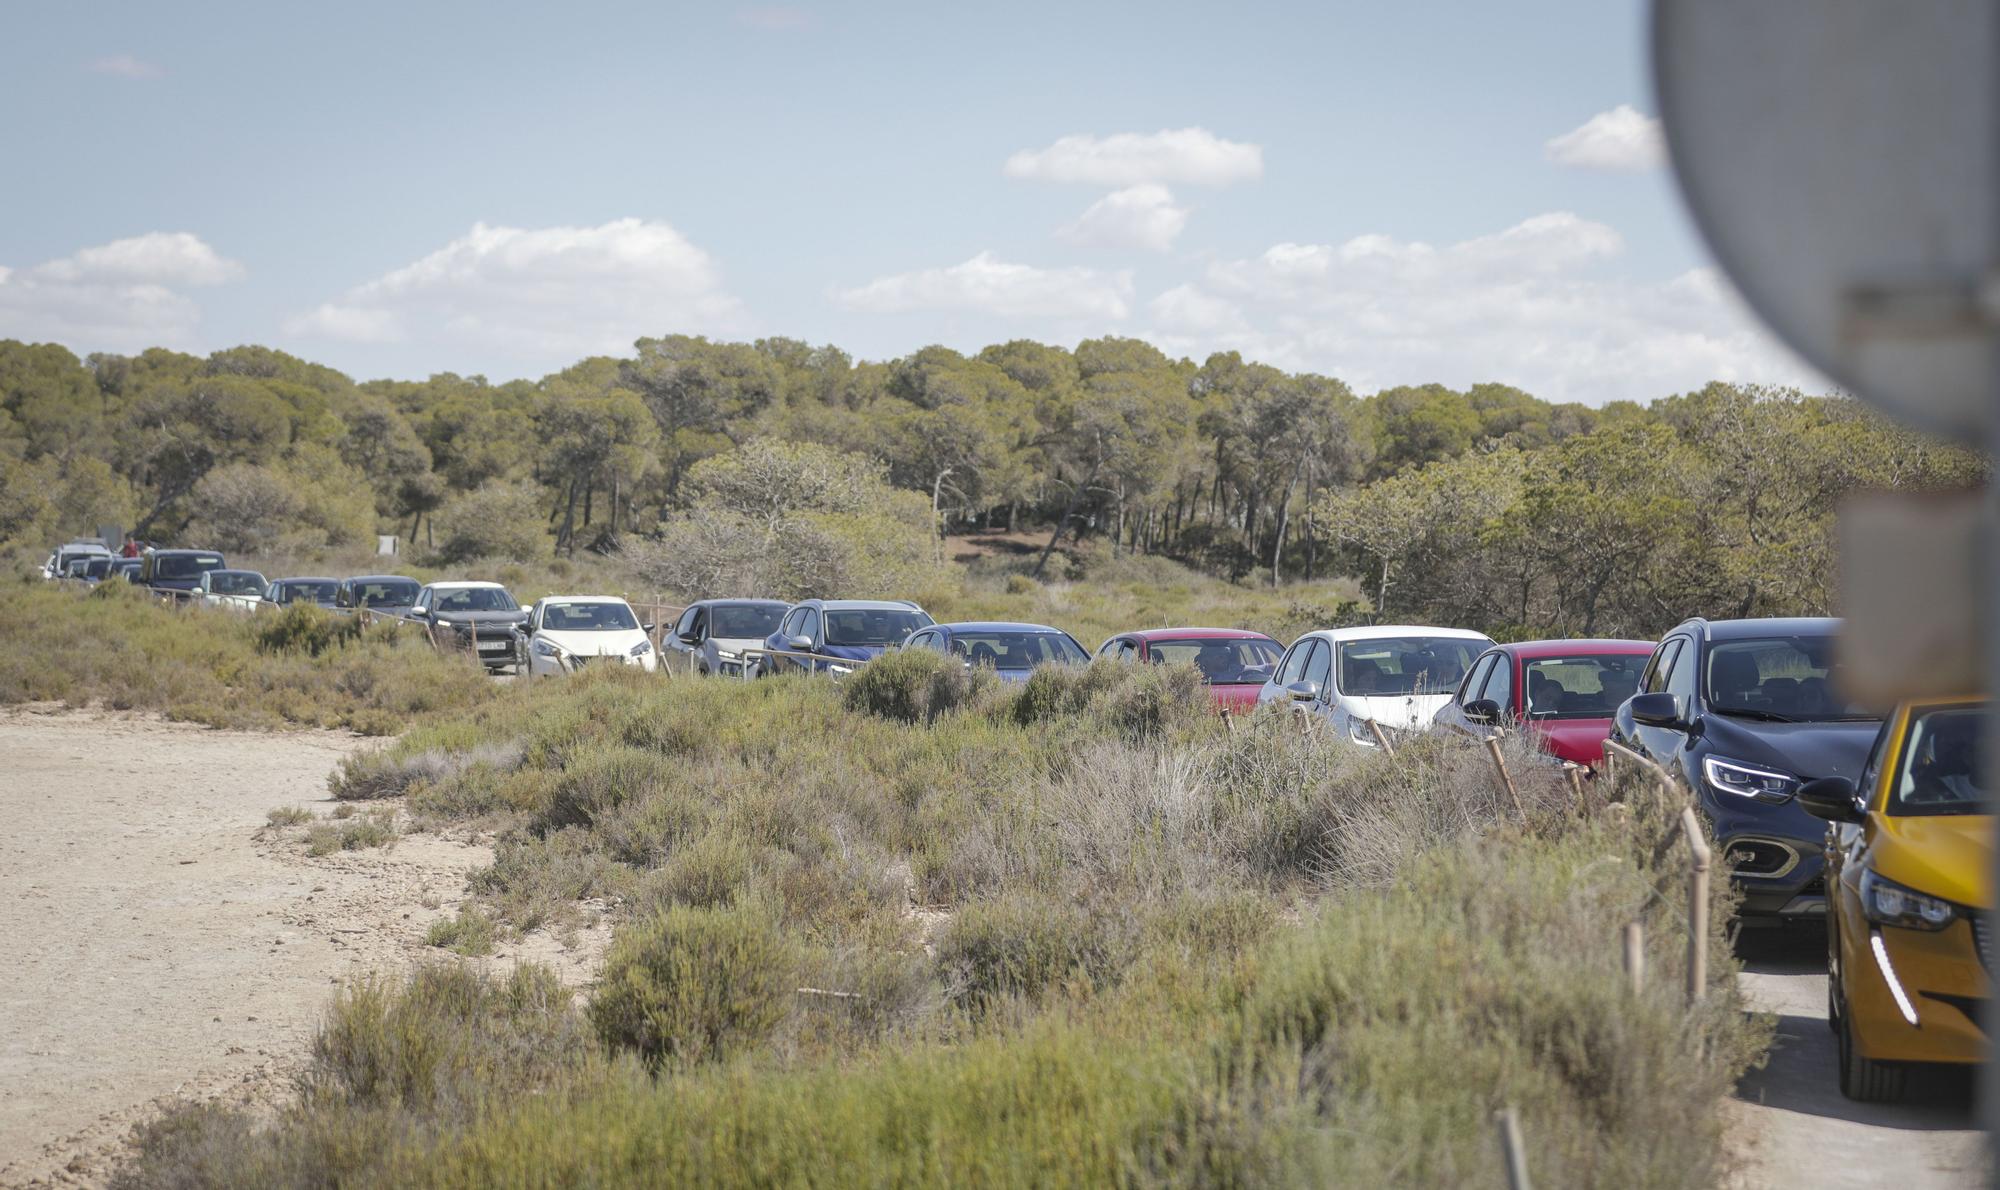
[89,54,164,79]
[1004,128,1263,187]
[1056,184,1189,253]
[1143,212,1816,403]
[284,218,751,363]
[737,6,812,31]
[1544,104,1665,172]
[0,232,243,351]
[836,251,1132,320]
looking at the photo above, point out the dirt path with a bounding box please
[0,709,597,1188]
[1727,931,1985,1188]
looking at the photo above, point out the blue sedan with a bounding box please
[757,598,934,676]
[901,621,1089,682]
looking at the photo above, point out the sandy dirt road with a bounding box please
[0,710,518,1188]
[1728,930,1985,1188]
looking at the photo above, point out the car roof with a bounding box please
[348,574,417,584]
[935,621,1069,633]
[275,576,339,584]
[1498,638,1655,660]
[813,599,925,611]
[210,569,263,577]
[1675,616,1841,641]
[1295,624,1495,644]
[1124,627,1278,642]
[537,594,633,605]
[425,580,507,590]
[152,548,221,556]
[698,597,789,608]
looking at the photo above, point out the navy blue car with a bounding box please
[756,599,933,676]
[902,621,1089,682]
[1610,617,1882,921]
[139,549,228,593]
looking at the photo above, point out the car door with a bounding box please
[1095,635,1130,661]
[1627,636,1691,768]
[1262,637,1315,705]
[517,601,542,668]
[667,605,702,669]
[796,607,824,670]
[1439,652,1499,735]
[1299,639,1335,721]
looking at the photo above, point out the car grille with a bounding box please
[1973,914,1992,973]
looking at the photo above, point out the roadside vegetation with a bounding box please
[122,659,1765,1187]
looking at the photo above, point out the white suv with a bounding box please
[1256,625,1495,745]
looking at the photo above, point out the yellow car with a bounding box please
[1799,696,1990,1101]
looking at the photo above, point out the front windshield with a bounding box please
[82,558,112,578]
[711,604,784,639]
[949,630,1087,669]
[156,554,225,579]
[1148,637,1282,684]
[210,571,266,595]
[355,579,419,607]
[824,607,930,646]
[1704,636,1870,721]
[1338,636,1483,696]
[1891,705,1985,817]
[543,602,640,631]
[434,586,520,613]
[279,581,339,604]
[1524,654,1646,719]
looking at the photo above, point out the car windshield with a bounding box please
[1891,705,1986,817]
[824,608,929,646]
[210,571,266,595]
[434,587,519,613]
[1338,636,1482,696]
[82,558,113,578]
[156,554,224,579]
[1704,635,1870,721]
[543,602,639,631]
[949,630,1087,669]
[711,604,784,639]
[278,581,339,603]
[1523,654,1646,719]
[1147,637,1282,684]
[355,579,419,606]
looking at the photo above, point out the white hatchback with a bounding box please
[518,595,658,677]
[1256,625,1495,746]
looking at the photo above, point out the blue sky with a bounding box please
[0,0,1814,402]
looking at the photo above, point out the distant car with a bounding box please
[664,598,789,676]
[109,558,143,584]
[263,577,342,609]
[45,540,111,579]
[1432,639,1654,766]
[1095,627,1284,712]
[517,596,658,677]
[196,569,270,610]
[337,575,422,619]
[757,599,933,676]
[73,556,116,583]
[140,549,228,593]
[1610,617,1882,921]
[1800,696,1990,1101]
[903,621,1089,682]
[409,581,528,672]
[1256,625,1494,745]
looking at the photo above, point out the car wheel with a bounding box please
[1837,998,1905,1102]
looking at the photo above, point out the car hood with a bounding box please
[1528,718,1616,765]
[764,638,886,663]
[709,636,766,654]
[1210,682,1264,713]
[543,628,647,655]
[1872,813,1994,911]
[1341,692,1452,731]
[1699,714,1881,782]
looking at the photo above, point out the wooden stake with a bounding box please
[1566,765,1588,812]
[1681,806,1712,1005]
[1623,922,1645,995]
[1364,718,1396,754]
[1485,737,1530,826]
[1495,1106,1532,1190]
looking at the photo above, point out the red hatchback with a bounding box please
[1095,627,1285,713]
[1433,639,1654,766]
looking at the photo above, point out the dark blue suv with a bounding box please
[756,599,933,676]
[1610,617,1882,920]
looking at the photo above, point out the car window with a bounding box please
[1276,641,1313,686]
[779,608,802,637]
[435,587,518,613]
[542,602,639,631]
[1458,654,1496,704]
[1336,636,1483,696]
[951,630,1087,668]
[1666,637,1698,701]
[800,608,822,644]
[1703,634,1870,721]
[1096,637,1124,658]
[1479,655,1514,711]
[1523,653,1647,718]
[1641,639,1681,695]
[676,606,701,637]
[1890,704,1984,816]
[1117,640,1139,662]
[1145,638,1282,683]
[1300,639,1332,693]
[822,608,929,646]
[711,604,782,639]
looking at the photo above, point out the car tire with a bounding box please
[1836,999,1905,1102]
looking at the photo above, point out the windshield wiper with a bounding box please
[1715,707,1797,723]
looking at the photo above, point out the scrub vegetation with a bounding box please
[119,662,1765,1187]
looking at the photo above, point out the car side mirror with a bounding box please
[1796,776,1865,823]
[678,630,702,644]
[786,633,814,652]
[641,622,656,634]
[1464,698,1502,725]
[1629,692,1685,729]
[1285,679,1320,703]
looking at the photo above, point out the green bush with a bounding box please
[842,645,992,724]
[255,603,363,657]
[589,902,797,1068]
[934,891,1131,1010]
[426,908,497,956]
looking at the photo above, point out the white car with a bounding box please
[662,598,790,676]
[1256,625,1496,746]
[518,595,658,677]
[194,568,270,611]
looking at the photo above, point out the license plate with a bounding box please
[478,640,508,651]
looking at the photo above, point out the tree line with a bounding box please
[0,334,1981,637]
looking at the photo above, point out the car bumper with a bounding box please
[1844,918,1989,1065]
[532,652,657,675]
[1704,787,1831,918]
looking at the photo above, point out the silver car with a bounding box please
[663,598,790,676]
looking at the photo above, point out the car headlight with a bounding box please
[1860,869,1957,931]
[715,647,740,661]
[1347,716,1375,744]
[630,639,652,657]
[828,662,854,675]
[531,638,563,658]
[1702,756,1799,802]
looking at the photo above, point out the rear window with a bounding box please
[1890,705,1985,817]
[1147,637,1282,684]
[1523,654,1647,719]
[155,554,225,579]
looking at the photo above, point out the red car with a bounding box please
[1095,627,1285,713]
[1432,639,1654,766]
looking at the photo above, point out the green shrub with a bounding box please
[841,646,991,724]
[305,811,397,856]
[265,805,314,828]
[255,603,363,657]
[589,902,797,1068]
[426,908,497,956]
[934,891,1132,1010]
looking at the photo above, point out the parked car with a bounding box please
[109,558,143,584]
[44,539,111,579]
[1095,627,1284,712]
[65,556,115,582]
[903,621,1088,682]
[1433,639,1654,766]
[140,549,228,593]
[1256,625,1494,744]
[408,581,528,671]
[337,575,422,618]
[517,596,657,677]
[1610,617,1881,921]
[263,577,342,609]
[1798,696,1989,1101]
[196,569,270,610]
[757,599,933,676]
[664,598,789,676]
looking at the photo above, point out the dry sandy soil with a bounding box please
[0,709,606,1189]
[1727,930,1985,1188]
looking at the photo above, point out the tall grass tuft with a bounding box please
[589,901,798,1068]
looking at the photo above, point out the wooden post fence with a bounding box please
[1495,1106,1531,1190]
[1364,718,1396,754]
[1484,736,1530,826]
[1681,806,1712,1005]
[1623,922,1645,995]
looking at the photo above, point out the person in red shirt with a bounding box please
[120,538,140,558]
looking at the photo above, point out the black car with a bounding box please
[337,575,422,618]
[140,549,228,593]
[1610,617,1882,921]
[409,581,527,672]
[263,577,342,608]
